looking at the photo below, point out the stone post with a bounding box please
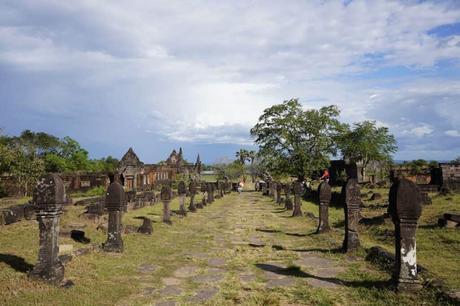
[102,181,125,253]
[284,184,293,210]
[276,182,282,204]
[272,182,277,202]
[261,182,267,195]
[188,181,197,212]
[207,183,213,204]
[219,181,224,198]
[196,182,204,208]
[292,181,303,217]
[178,181,187,216]
[161,185,172,224]
[389,178,423,292]
[342,178,361,252]
[267,181,273,197]
[29,174,65,285]
[316,181,332,233]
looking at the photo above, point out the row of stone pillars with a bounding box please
[264,177,423,292]
[28,174,228,287]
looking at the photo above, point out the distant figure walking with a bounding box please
[320,169,330,183]
[238,181,244,194]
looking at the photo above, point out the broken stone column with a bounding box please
[178,181,187,216]
[342,178,361,252]
[292,181,303,217]
[276,183,282,204]
[102,181,125,253]
[389,178,423,292]
[161,185,172,224]
[188,181,197,212]
[199,182,206,208]
[284,184,293,210]
[316,181,332,233]
[29,174,66,286]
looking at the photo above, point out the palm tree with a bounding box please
[235,149,249,182]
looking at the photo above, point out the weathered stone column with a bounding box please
[29,174,65,285]
[316,181,332,233]
[188,181,197,212]
[389,178,423,292]
[261,182,267,195]
[219,181,224,198]
[178,181,187,216]
[207,183,213,204]
[342,178,361,252]
[272,182,278,202]
[102,181,125,253]
[198,182,206,208]
[276,182,282,204]
[267,181,273,197]
[292,181,303,217]
[161,185,172,224]
[284,184,293,210]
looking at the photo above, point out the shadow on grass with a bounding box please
[291,247,343,254]
[0,253,33,273]
[255,263,391,289]
[256,228,281,233]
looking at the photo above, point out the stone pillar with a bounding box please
[102,181,125,253]
[292,181,303,217]
[276,183,282,204]
[316,181,332,233]
[219,181,224,198]
[272,182,277,202]
[261,182,267,195]
[389,178,423,292]
[161,185,172,224]
[268,181,273,197]
[207,183,213,204]
[284,184,293,210]
[29,174,65,286]
[198,182,206,208]
[188,181,197,212]
[342,178,361,252]
[178,181,187,216]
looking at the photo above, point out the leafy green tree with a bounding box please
[338,120,397,178]
[250,99,346,181]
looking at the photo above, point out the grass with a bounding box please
[0,186,458,305]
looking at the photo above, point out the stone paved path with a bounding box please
[116,191,363,305]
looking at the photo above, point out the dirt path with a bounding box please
[117,191,363,306]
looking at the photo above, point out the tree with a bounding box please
[247,150,257,182]
[338,120,397,179]
[235,149,250,181]
[250,99,345,181]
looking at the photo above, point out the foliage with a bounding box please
[400,159,439,174]
[250,99,346,180]
[338,120,397,168]
[70,186,106,197]
[0,129,119,195]
[214,160,244,181]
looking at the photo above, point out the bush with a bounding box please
[71,186,106,198]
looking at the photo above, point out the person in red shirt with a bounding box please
[320,169,330,182]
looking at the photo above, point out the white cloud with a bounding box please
[445,130,460,137]
[1,0,460,159]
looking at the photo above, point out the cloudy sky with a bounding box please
[1,0,460,163]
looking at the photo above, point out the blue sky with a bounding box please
[1,0,460,164]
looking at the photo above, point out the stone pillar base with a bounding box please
[29,262,64,285]
[396,279,423,293]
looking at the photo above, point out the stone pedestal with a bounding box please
[389,178,423,292]
[207,183,213,204]
[284,184,293,210]
[317,181,332,233]
[103,182,125,252]
[178,181,187,216]
[188,181,197,212]
[29,174,65,286]
[292,181,303,217]
[160,185,172,224]
[276,183,282,204]
[342,178,361,252]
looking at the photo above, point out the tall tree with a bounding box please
[235,149,250,181]
[338,120,397,178]
[250,99,345,181]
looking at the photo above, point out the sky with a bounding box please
[1,0,460,164]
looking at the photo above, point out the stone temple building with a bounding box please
[118,147,201,191]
